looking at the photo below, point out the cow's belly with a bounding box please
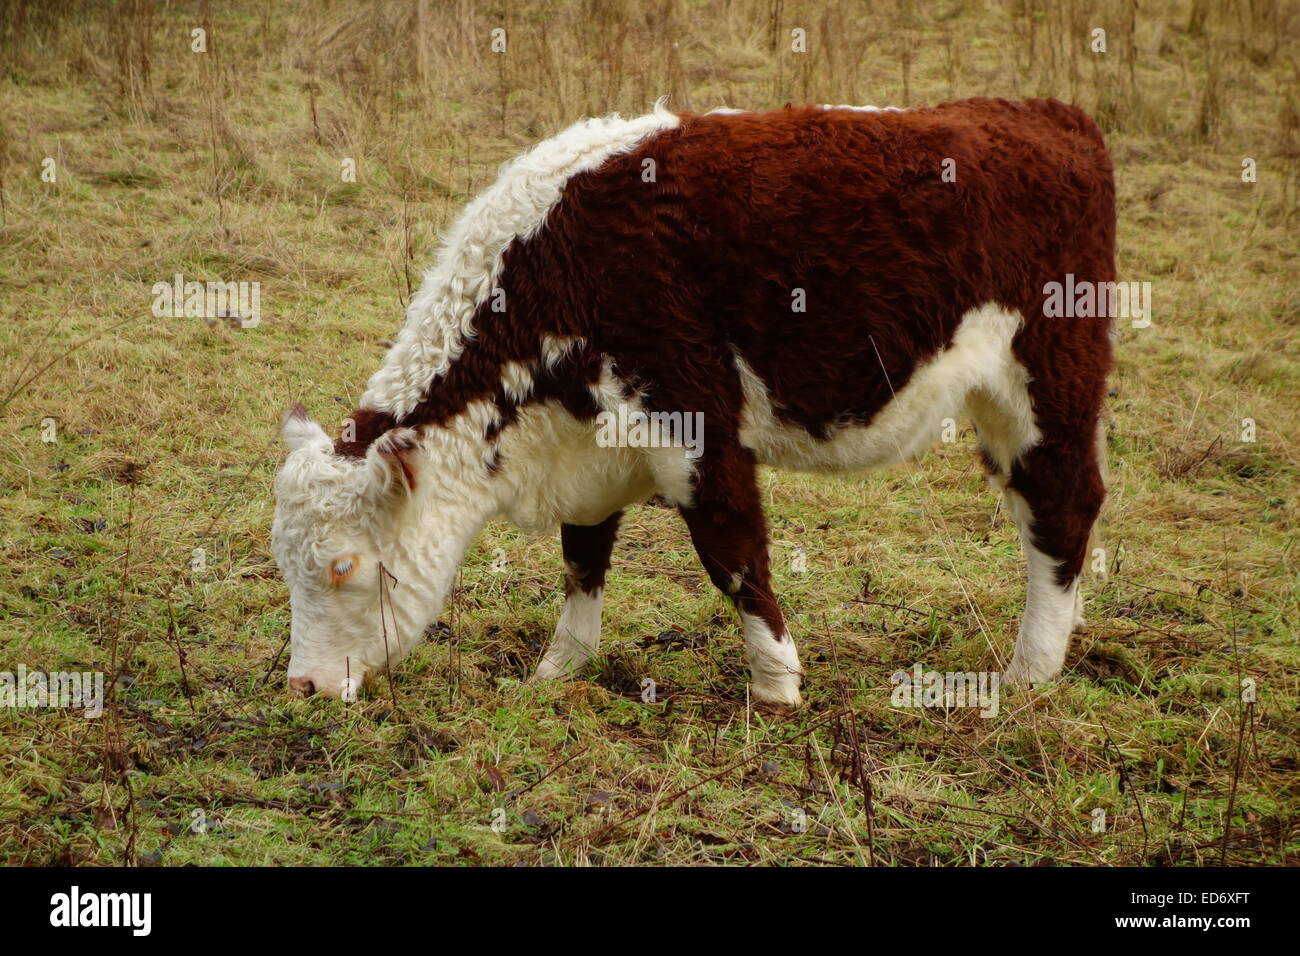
[737,302,1030,474]
[497,400,657,531]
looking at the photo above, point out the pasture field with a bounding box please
[0,0,1296,867]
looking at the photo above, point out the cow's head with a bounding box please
[271,405,425,699]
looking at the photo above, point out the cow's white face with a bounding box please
[271,407,420,698]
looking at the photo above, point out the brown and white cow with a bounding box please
[272,97,1114,707]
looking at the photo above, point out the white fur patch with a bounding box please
[541,334,584,370]
[360,102,680,421]
[734,303,1032,473]
[501,361,535,403]
[742,612,804,707]
[821,104,904,113]
[585,358,697,506]
[492,400,657,530]
[588,356,629,409]
[280,415,332,455]
[1002,489,1079,684]
[533,587,604,681]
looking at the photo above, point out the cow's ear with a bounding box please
[368,428,422,497]
[281,405,330,454]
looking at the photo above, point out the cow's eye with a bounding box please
[329,554,361,587]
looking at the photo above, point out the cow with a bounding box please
[272,97,1115,708]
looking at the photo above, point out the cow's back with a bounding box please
[541,99,1115,446]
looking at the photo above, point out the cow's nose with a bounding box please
[289,676,316,697]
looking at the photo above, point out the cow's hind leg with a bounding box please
[970,375,1105,685]
[1000,436,1104,684]
[974,410,1105,686]
[678,443,803,708]
[532,512,622,681]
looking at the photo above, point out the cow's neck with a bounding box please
[378,427,498,654]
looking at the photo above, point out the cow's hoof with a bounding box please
[753,694,803,716]
[1003,658,1060,686]
[751,680,804,713]
[531,658,579,683]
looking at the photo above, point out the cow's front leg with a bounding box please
[532,512,622,682]
[679,444,803,709]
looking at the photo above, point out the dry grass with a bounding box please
[0,0,1296,866]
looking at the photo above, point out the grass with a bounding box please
[0,0,1296,866]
